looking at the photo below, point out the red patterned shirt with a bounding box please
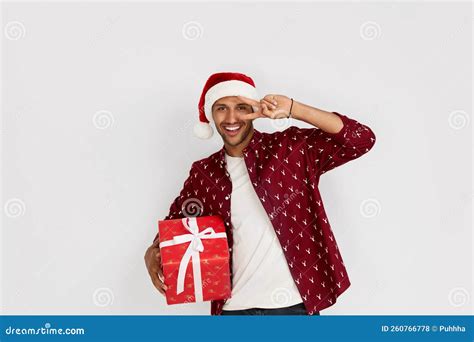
[154,111,376,315]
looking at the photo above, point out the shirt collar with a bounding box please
[217,128,262,164]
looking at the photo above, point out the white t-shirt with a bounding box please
[222,153,303,310]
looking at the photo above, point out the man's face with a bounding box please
[211,96,254,147]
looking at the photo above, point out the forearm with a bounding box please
[291,100,344,134]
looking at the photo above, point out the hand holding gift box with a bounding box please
[158,215,232,305]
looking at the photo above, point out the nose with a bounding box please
[225,108,240,123]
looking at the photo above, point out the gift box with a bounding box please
[158,215,232,305]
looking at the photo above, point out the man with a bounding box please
[144,72,376,315]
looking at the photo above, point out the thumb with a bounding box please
[251,105,261,113]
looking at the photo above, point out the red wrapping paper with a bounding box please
[158,215,231,305]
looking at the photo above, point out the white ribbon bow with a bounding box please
[159,217,227,302]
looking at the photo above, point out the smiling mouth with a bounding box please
[222,124,243,136]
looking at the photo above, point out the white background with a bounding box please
[1,1,472,315]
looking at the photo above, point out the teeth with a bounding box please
[225,126,240,131]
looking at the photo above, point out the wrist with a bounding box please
[289,100,304,120]
[287,98,294,118]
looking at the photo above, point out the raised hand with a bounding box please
[237,94,292,121]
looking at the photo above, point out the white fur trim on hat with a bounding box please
[204,80,259,118]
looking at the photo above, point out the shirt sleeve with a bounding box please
[288,112,376,176]
[152,162,196,244]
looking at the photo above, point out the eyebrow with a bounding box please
[213,103,251,107]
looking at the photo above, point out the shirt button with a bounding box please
[225,195,229,200]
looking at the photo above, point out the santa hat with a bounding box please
[193,72,259,139]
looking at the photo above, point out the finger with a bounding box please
[147,255,166,286]
[263,95,278,106]
[152,276,166,295]
[260,99,277,110]
[261,103,275,119]
[236,96,260,107]
[237,103,264,120]
[240,105,267,120]
[251,104,261,113]
[150,270,164,292]
[155,250,161,262]
[238,111,264,121]
[150,268,168,294]
[151,275,164,294]
[155,257,166,282]
[156,262,164,278]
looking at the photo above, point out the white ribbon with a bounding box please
[159,217,227,302]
